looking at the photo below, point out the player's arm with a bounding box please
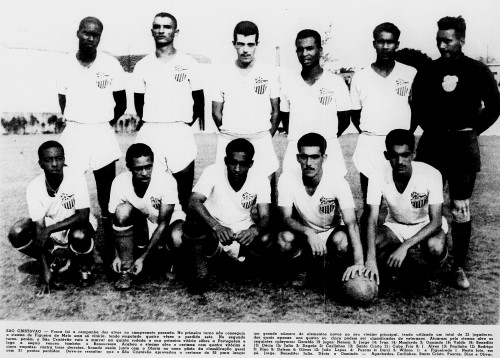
[337,110,351,137]
[269,98,280,136]
[134,93,145,131]
[278,111,290,134]
[58,94,66,115]
[340,207,365,280]
[474,66,500,135]
[350,109,362,133]
[110,90,127,127]
[32,217,52,296]
[191,89,205,128]
[36,208,90,248]
[365,204,381,284]
[212,101,224,130]
[236,203,271,246]
[188,192,233,244]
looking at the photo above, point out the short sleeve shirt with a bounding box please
[133,52,203,123]
[278,167,355,233]
[108,165,180,224]
[213,61,280,135]
[193,164,271,231]
[57,51,125,124]
[366,161,443,225]
[280,70,351,140]
[350,61,417,135]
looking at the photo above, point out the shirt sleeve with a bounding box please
[73,172,91,210]
[279,76,290,112]
[427,167,444,205]
[160,171,180,205]
[211,66,224,103]
[111,57,126,92]
[192,165,217,199]
[188,58,204,92]
[268,66,280,99]
[334,75,352,111]
[108,176,123,215]
[335,178,355,209]
[349,73,362,110]
[26,179,45,222]
[277,172,294,207]
[256,176,271,204]
[366,174,384,206]
[56,56,69,95]
[132,58,146,94]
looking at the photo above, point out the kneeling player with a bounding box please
[185,139,271,293]
[277,133,372,300]
[364,129,448,286]
[108,143,185,291]
[8,141,96,296]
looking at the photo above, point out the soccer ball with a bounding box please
[342,273,378,306]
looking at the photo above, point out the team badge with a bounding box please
[319,196,335,214]
[60,193,75,210]
[442,75,458,92]
[410,191,428,209]
[95,72,112,89]
[254,77,268,95]
[150,196,161,210]
[241,192,257,209]
[318,88,334,105]
[395,78,410,96]
[174,65,187,82]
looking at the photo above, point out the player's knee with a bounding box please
[114,203,135,227]
[277,231,295,253]
[169,221,184,250]
[425,234,446,259]
[69,226,94,254]
[8,218,35,249]
[451,199,470,223]
[329,230,348,255]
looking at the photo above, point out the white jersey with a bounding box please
[280,70,351,140]
[366,162,443,225]
[56,51,125,124]
[26,167,91,245]
[133,52,203,123]
[213,61,279,135]
[350,62,417,135]
[108,165,180,225]
[193,164,271,232]
[278,167,355,233]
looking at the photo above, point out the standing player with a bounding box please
[8,141,97,296]
[134,12,204,211]
[280,29,351,176]
[411,16,500,289]
[184,139,271,293]
[350,22,417,199]
[364,130,448,286]
[212,21,280,179]
[57,16,126,226]
[277,133,371,295]
[108,143,185,291]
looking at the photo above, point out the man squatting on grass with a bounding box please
[364,129,448,286]
[8,141,97,296]
[108,143,185,291]
[184,139,272,294]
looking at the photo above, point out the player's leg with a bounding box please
[421,226,448,273]
[375,225,402,283]
[68,222,96,287]
[172,161,194,212]
[112,202,138,290]
[8,218,39,259]
[93,161,116,218]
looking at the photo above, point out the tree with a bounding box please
[395,48,432,71]
[322,23,338,68]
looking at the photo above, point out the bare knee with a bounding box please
[69,225,94,254]
[169,220,184,250]
[277,231,295,253]
[451,199,470,223]
[329,230,348,255]
[114,203,135,227]
[425,232,446,258]
[8,218,35,249]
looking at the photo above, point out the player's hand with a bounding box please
[109,119,118,127]
[212,223,234,245]
[387,245,409,268]
[136,119,145,131]
[363,259,380,285]
[342,264,365,281]
[112,256,122,273]
[306,231,326,257]
[35,229,50,251]
[131,258,145,275]
[235,226,259,246]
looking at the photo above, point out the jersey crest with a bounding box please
[319,196,335,214]
[241,192,257,210]
[95,72,112,89]
[254,77,268,95]
[395,78,411,96]
[442,75,458,92]
[318,88,334,106]
[410,191,428,209]
[174,65,188,82]
[60,193,75,210]
[150,196,161,210]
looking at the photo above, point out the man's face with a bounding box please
[384,144,414,176]
[437,29,464,59]
[234,34,258,65]
[225,151,253,185]
[295,37,322,68]
[39,147,65,177]
[151,16,178,46]
[77,21,102,51]
[129,156,154,187]
[373,31,399,61]
[297,146,325,178]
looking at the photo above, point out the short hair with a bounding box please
[373,22,400,41]
[38,141,64,160]
[296,29,322,48]
[233,21,259,43]
[385,129,415,152]
[437,16,466,39]
[225,138,255,159]
[78,16,103,32]
[154,12,178,29]
[125,143,154,168]
[297,133,327,155]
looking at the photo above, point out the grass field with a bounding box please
[0,133,499,324]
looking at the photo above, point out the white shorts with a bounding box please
[216,131,279,177]
[47,214,98,245]
[60,122,121,172]
[135,122,197,173]
[384,217,449,243]
[317,227,335,242]
[353,133,391,179]
[283,137,347,177]
[146,209,186,240]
